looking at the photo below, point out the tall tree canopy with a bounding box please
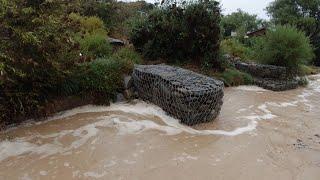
[220,9,266,37]
[267,0,320,65]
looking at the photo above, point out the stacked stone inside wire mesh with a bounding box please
[132,64,224,126]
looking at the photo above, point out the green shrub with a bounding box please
[218,69,253,86]
[130,0,221,67]
[80,58,125,94]
[80,0,118,28]
[220,39,253,61]
[0,0,82,125]
[299,65,319,75]
[81,16,106,33]
[113,47,142,64]
[121,14,147,39]
[69,14,111,59]
[61,57,131,102]
[79,0,154,37]
[79,33,112,59]
[253,25,314,73]
[60,52,138,101]
[69,13,106,33]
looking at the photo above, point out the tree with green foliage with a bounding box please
[79,0,118,29]
[130,0,221,68]
[220,9,267,37]
[266,0,320,65]
[253,25,314,73]
[79,0,154,37]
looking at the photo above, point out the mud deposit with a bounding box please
[1,75,320,180]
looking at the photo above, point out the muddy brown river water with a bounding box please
[1,75,320,180]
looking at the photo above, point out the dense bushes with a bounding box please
[79,33,112,59]
[112,47,142,65]
[59,55,136,104]
[76,58,129,98]
[0,0,139,126]
[80,0,117,29]
[220,39,253,61]
[0,0,83,125]
[82,58,126,94]
[79,0,154,38]
[69,13,112,59]
[266,0,320,66]
[299,65,319,76]
[130,0,221,68]
[218,69,253,86]
[253,25,314,73]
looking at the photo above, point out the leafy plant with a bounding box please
[220,9,267,38]
[252,25,314,73]
[0,0,83,125]
[79,0,154,37]
[299,65,320,75]
[218,68,253,86]
[82,16,105,32]
[113,47,142,63]
[220,39,253,61]
[267,0,320,65]
[130,0,221,68]
[79,33,112,59]
[63,57,132,102]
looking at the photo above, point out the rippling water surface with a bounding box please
[1,75,320,180]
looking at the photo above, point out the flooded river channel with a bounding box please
[1,75,320,180]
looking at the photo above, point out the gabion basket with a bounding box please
[132,65,224,126]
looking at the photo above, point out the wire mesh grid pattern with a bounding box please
[132,65,224,125]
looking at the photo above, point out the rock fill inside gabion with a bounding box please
[233,60,299,91]
[132,65,224,125]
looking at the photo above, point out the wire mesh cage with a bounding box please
[132,65,224,125]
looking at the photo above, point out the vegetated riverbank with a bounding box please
[1,61,318,131]
[0,74,319,180]
[1,0,319,131]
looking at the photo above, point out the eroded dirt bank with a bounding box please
[1,75,320,180]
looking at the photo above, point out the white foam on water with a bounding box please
[47,105,112,121]
[172,153,198,162]
[0,100,278,162]
[96,101,278,137]
[21,174,32,180]
[235,86,268,92]
[104,160,117,168]
[83,171,108,178]
[289,74,320,110]
[236,108,247,113]
[5,74,320,163]
[123,159,136,165]
[0,140,62,162]
[110,118,182,136]
[39,171,48,176]
[266,101,298,107]
[256,74,320,112]
[72,170,81,178]
[0,119,111,162]
[308,74,320,93]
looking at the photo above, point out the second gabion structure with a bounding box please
[132,64,224,126]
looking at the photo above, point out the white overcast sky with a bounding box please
[137,0,275,19]
[219,0,274,19]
